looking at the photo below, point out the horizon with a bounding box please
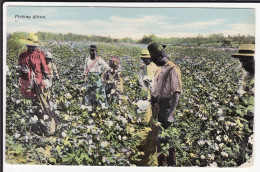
[7,31,255,41]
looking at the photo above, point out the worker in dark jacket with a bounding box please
[148,42,182,166]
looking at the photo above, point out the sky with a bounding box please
[6,6,255,39]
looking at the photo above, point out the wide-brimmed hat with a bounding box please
[19,33,41,46]
[232,44,255,58]
[140,49,150,59]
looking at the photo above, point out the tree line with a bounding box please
[7,31,255,50]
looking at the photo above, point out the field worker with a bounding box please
[232,44,255,130]
[44,51,60,88]
[232,44,255,96]
[103,57,123,103]
[148,42,182,166]
[83,45,110,109]
[18,33,50,100]
[43,51,60,108]
[138,49,160,124]
[18,33,56,135]
[131,49,161,166]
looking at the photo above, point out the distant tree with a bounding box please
[222,39,232,47]
[7,32,27,65]
[138,34,157,44]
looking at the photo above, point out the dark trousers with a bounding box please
[156,93,180,166]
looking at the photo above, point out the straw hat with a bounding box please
[232,44,255,58]
[19,33,41,46]
[140,49,151,58]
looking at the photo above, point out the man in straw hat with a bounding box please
[18,33,56,135]
[232,44,255,131]
[147,42,182,166]
[232,44,255,95]
[139,49,160,92]
[137,49,160,124]
[83,44,110,109]
[130,49,161,166]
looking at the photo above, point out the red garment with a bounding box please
[18,50,50,99]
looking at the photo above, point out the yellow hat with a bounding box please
[140,49,151,58]
[232,44,255,58]
[19,33,41,46]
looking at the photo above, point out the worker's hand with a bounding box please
[20,66,29,73]
[167,114,175,123]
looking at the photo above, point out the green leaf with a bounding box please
[49,158,56,164]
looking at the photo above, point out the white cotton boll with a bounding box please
[206,140,212,146]
[61,131,67,138]
[80,105,86,110]
[217,108,223,115]
[221,152,228,157]
[120,117,127,124]
[86,106,92,111]
[40,119,45,124]
[43,115,49,120]
[89,118,94,124]
[209,162,218,167]
[219,143,224,148]
[214,143,219,151]
[14,132,21,139]
[33,115,38,121]
[111,89,116,94]
[118,135,122,140]
[230,122,237,126]
[198,139,206,146]
[136,100,149,111]
[201,116,207,121]
[100,141,109,148]
[219,116,225,121]
[208,154,215,160]
[65,93,72,99]
[24,135,29,142]
[21,118,25,124]
[216,136,221,142]
[16,100,21,104]
[101,103,107,109]
[107,120,113,127]
[248,135,254,145]
[201,155,205,159]
[229,102,234,107]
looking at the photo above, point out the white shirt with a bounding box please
[84,56,110,75]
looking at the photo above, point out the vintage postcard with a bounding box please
[2,2,260,172]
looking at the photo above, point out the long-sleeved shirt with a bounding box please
[139,62,160,90]
[84,56,110,75]
[18,50,50,98]
[152,61,182,99]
